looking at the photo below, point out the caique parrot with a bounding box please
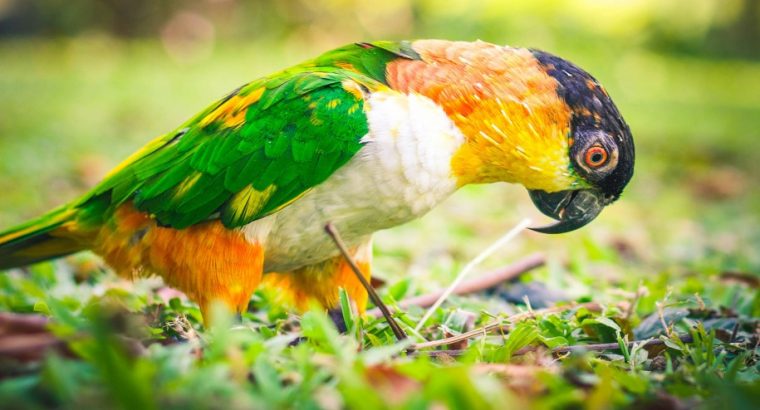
[0,40,634,321]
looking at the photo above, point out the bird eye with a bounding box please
[584,145,608,168]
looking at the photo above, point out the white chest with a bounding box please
[244,91,466,272]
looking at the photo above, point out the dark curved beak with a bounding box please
[528,189,606,234]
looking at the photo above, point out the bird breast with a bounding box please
[243,90,467,272]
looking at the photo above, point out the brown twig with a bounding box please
[324,223,407,342]
[656,289,675,338]
[547,334,693,354]
[0,312,50,333]
[414,219,533,331]
[729,321,740,344]
[0,333,70,361]
[624,282,645,321]
[0,312,72,362]
[367,253,545,318]
[411,302,602,350]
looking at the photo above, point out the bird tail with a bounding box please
[0,206,87,270]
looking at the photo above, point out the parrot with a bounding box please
[0,40,634,322]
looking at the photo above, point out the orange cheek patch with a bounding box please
[95,203,264,320]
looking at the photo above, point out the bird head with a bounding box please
[386,40,635,233]
[523,49,635,233]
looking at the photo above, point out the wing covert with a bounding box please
[93,69,376,229]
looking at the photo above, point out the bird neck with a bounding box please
[386,40,578,192]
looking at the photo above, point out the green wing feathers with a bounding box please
[0,41,419,270]
[80,41,417,229]
[91,71,367,229]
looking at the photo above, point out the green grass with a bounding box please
[0,38,758,409]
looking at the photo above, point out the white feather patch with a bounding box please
[243,90,466,272]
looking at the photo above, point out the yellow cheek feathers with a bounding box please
[387,40,579,192]
[448,94,574,191]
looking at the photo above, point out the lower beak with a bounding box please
[528,189,605,234]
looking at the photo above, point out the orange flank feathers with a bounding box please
[95,204,371,321]
[96,203,264,320]
[387,40,576,192]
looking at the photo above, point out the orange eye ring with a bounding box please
[585,146,608,168]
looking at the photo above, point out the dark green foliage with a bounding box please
[0,255,757,409]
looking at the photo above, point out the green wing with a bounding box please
[80,41,418,229]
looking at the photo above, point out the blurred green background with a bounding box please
[0,2,759,408]
[0,0,758,278]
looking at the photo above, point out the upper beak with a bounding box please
[528,189,606,234]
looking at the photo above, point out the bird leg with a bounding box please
[324,223,407,342]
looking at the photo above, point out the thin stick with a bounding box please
[413,334,695,358]
[414,218,532,332]
[324,223,407,342]
[624,281,645,321]
[366,253,545,318]
[0,312,50,333]
[548,334,694,354]
[412,302,601,350]
[0,333,70,360]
